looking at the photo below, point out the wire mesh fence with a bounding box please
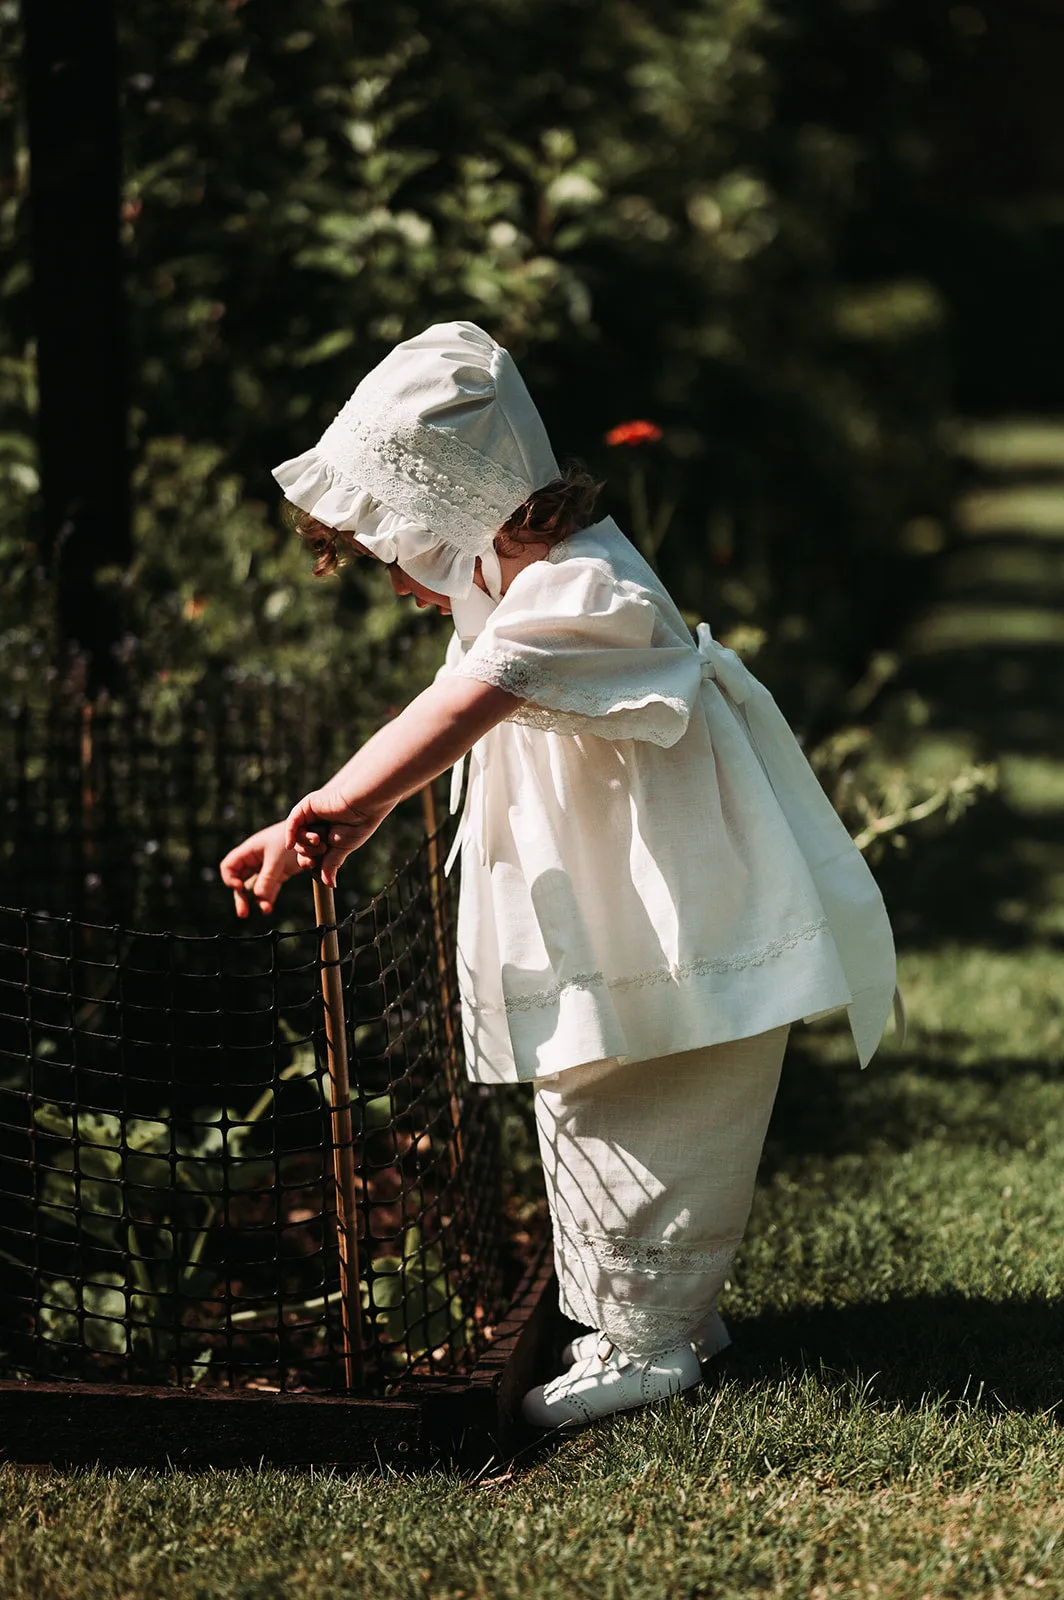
[0,680,513,1395]
[0,675,410,931]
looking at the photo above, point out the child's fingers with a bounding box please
[241,874,270,915]
[319,846,348,889]
[219,848,255,890]
[294,833,328,859]
[231,870,282,919]
[250,868,285,916]
[285,795,322,851]
[291,842,339,883]
[318,828,367,886]
[220,850,257,918]
[240,873,279,914]
[287,820,326,863]
[228,875,255,919]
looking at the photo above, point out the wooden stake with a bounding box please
[312,876,364,1391]
[78,699,100,917]
[421,785,465,1173]
[421,784,457,1059]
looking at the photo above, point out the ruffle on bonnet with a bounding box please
[272,320,560,601]
[272,448,487,600]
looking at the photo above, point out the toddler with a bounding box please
[220,321,899,1427]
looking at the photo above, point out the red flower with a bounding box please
[604,420,663,447]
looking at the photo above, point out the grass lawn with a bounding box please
[3,940,1063,1600]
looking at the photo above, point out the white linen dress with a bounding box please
[442,516,897,1088]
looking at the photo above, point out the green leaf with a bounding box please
[293,328,355,367]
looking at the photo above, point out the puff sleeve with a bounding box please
[449,556,702,747]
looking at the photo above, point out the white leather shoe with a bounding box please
[561,1310,731,1369]
[522,1336,703,1428]
[692,1309,732,1364]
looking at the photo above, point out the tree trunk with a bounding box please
[23,0,129,685]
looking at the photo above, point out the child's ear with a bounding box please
[493,526,524,560]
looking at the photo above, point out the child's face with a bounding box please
[343,536,454,615]
[386,563,452,616]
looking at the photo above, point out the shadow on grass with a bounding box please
[760,1039,1064,1174]
[722,1291,1064,1416]
[504,1291,1064,1471]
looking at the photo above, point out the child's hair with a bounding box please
[283,464,605,578]
[494,464,604,558]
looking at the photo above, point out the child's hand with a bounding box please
[219,821,303,918]
[284,789,391,888]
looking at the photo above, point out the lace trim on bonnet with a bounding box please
[318,381,533,555]
[272,446,492,600]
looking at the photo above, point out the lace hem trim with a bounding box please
[555,1282,726,1359]
[452,646,689,747]
[554,1228,739,1355]
[555,1227,740,1277]
[500,917,830,1014]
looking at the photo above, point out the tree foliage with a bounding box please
[1,2,1011,787]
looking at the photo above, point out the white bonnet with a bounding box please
[272,320,560,599]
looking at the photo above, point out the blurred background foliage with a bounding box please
[2,0,1062,866]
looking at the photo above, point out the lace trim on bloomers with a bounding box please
[569,1299,716,1350]
[452,647,689,748]
[553,1227,739,1356]
[500,917,830,1014]
[561,1296,724,1358]
[555,1227,741,1277]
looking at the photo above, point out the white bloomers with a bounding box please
[534,1025,790,1360]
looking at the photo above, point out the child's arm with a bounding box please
[284,674,520,886]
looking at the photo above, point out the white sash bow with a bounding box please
[696,622,902,1064]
